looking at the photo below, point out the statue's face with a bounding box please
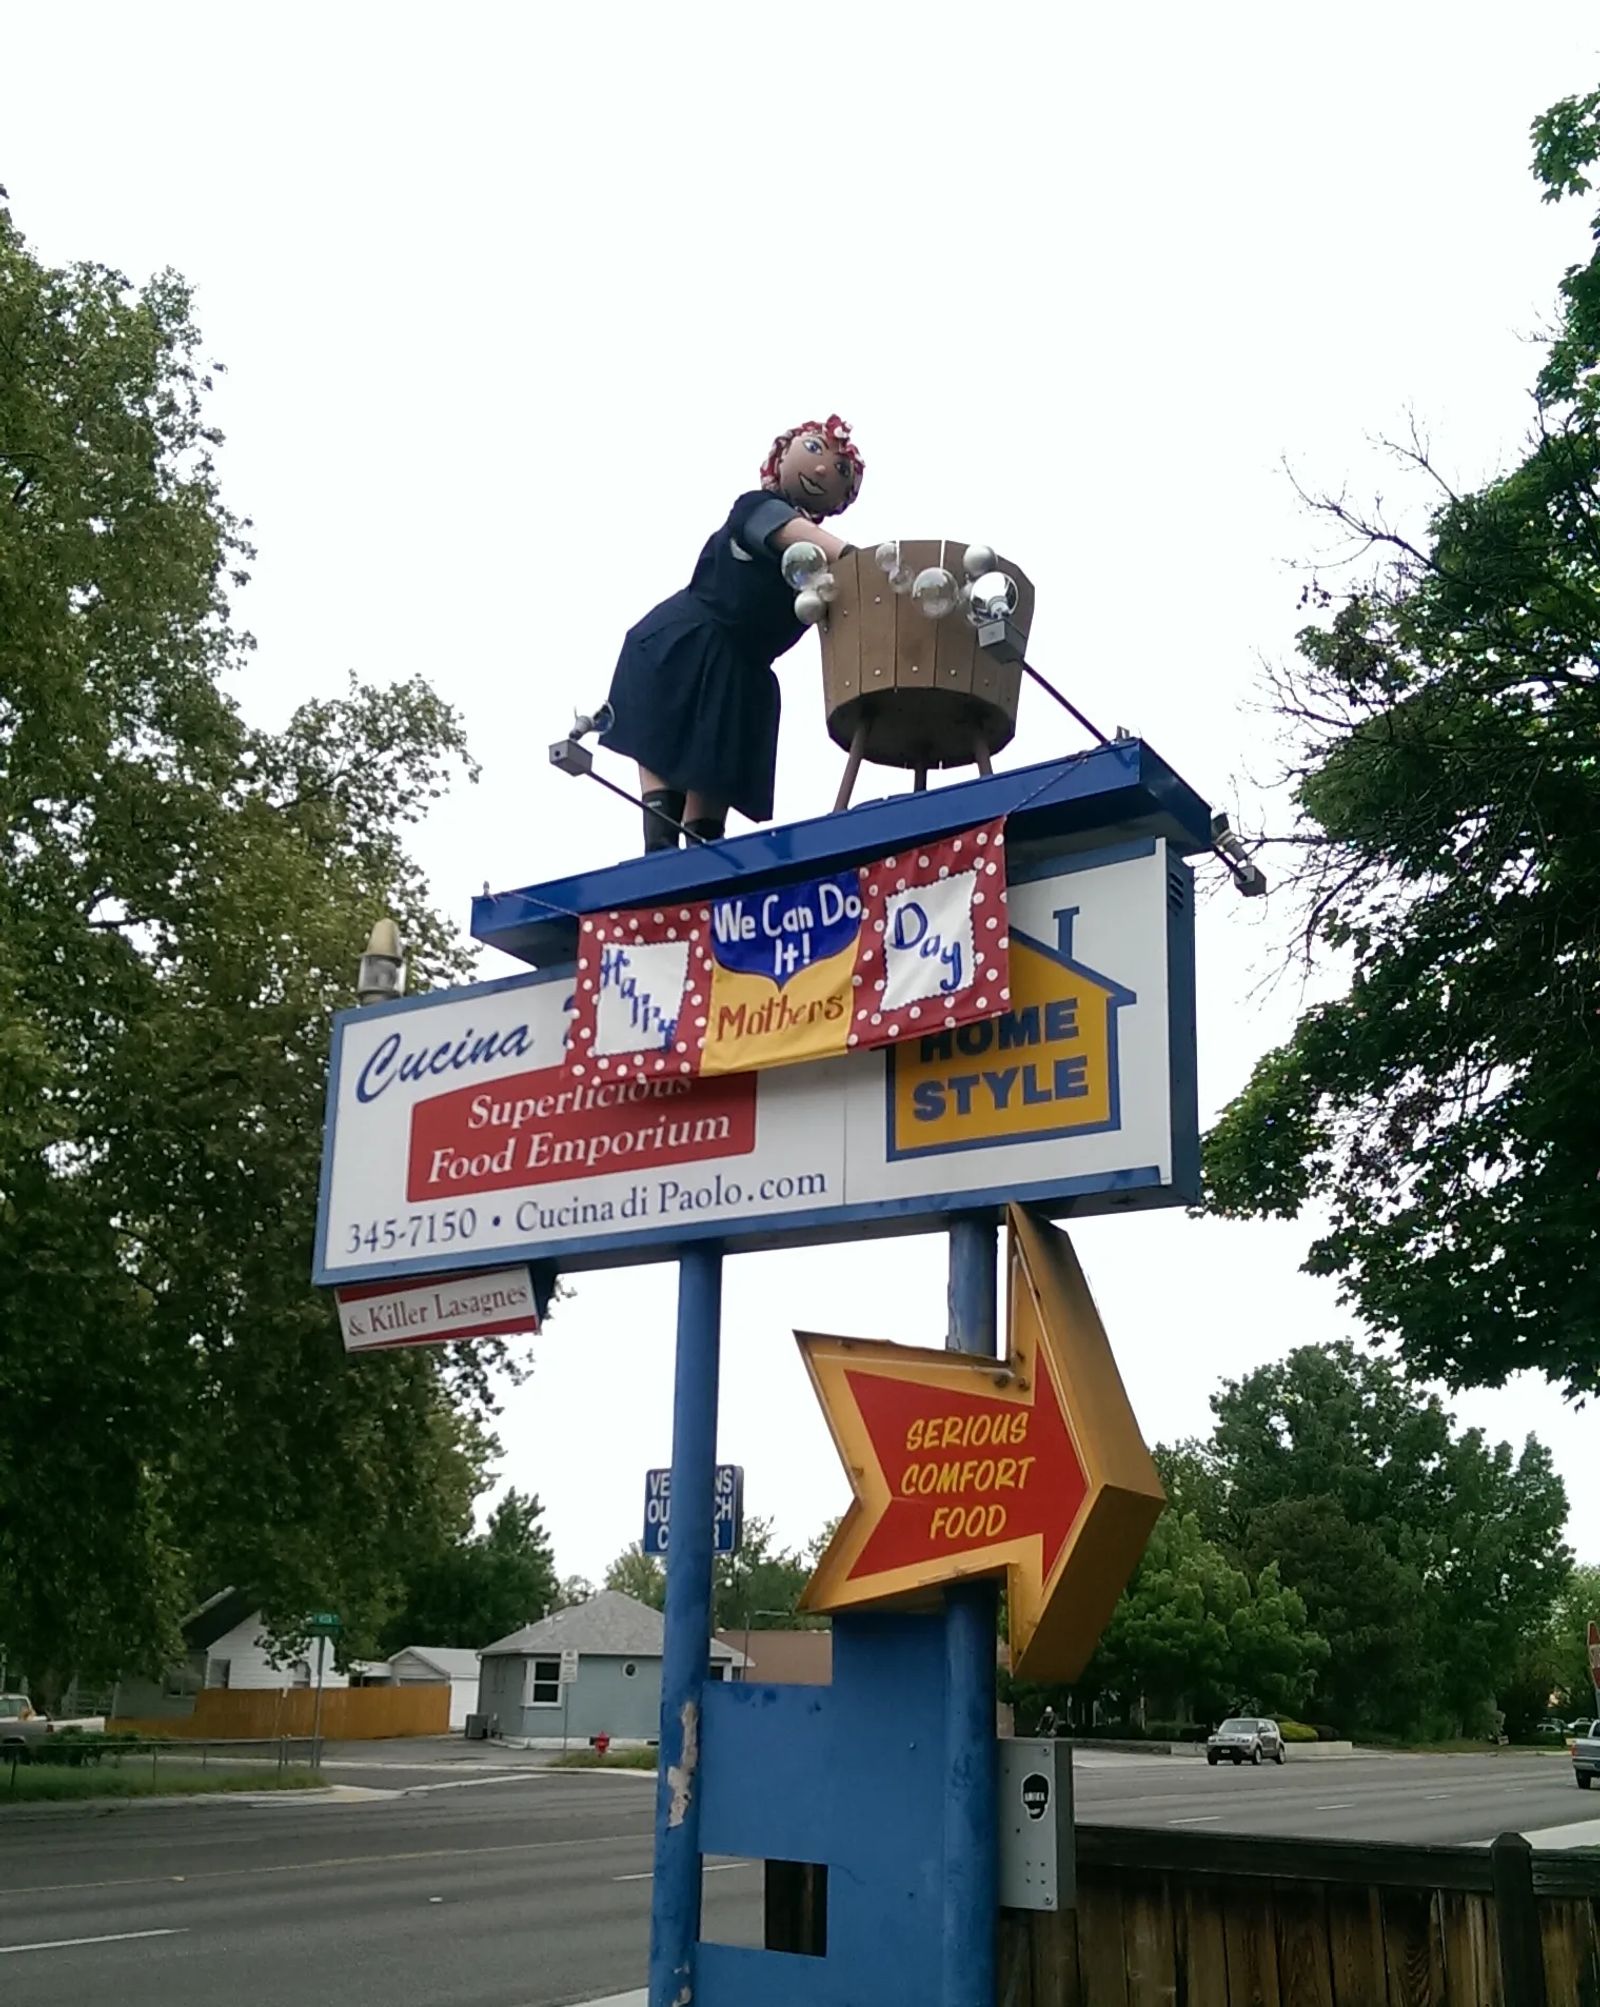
[774,430,856,519]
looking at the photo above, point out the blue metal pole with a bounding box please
[943,1215,999,2007]
[648,1242,724,2007]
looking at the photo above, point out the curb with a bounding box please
[0,1784,338,1819]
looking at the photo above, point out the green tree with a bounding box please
[1211,1345,1571,1733]
[381,1490,559,1652]
[1546,1562,1600,1713]
[1077,1510,1326,1724]
[1225,1561,1331,1717]
[604,1544,667,1609]
[715,1516,817,1633]
[1204,83,1600,1400]
[600,1515,821,1633]
[1238,1495,1427,1732]
[0,199,495,1697]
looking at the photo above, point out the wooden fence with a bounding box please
[110,1682,448,1741]
[999,1824,1600,2006]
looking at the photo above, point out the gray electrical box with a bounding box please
[997,1737,1075,1912]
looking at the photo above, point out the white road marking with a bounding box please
[0,1929,187,1956]
[1315,1802,1356,1810]
[1424,1792,1456,1800]
[1167,1815,1222,1826]
[613,1861,755,1884]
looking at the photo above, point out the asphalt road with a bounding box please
[1069,1745,1588,1844]
[1,1749,1590,2007]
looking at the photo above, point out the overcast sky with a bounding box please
[9,4,1597,1585]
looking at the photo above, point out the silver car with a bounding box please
[1207,1716,1286,1766]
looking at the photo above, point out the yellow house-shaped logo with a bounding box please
[886,907,1135,1160]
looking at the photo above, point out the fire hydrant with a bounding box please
[593,1733,611,1758]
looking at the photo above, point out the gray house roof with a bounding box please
[389,1646,482,1682]
[481,1591,740,1664]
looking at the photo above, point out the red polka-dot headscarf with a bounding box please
[760,415,865,517]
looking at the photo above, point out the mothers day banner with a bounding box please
[564,820,1009,1081]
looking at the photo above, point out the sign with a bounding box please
[1021,1773,1050,1822]
[559,1648,579,1685]
[313,842,1195,1287]
[334,1265,545,1353]
[308,1612,341,1636]
[798,1206,1165,1683]
[642,1465,744,1557]
[886,909,1132,1159]
[565,821,1009,1081]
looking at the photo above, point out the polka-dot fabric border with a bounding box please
[566,819,1012,1079]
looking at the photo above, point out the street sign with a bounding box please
[642,1464,744,1558]
[559,1648,579,1685]
[313,840,1197,1288]
[798,1206,1165,1682]
[308,1612,341,1636]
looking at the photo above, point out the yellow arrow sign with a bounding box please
[799,1205,1164,1683]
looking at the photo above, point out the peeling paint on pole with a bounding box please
[667,1699,699,1828]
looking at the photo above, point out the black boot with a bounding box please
[684,813,726,844]
[642,788,685,853]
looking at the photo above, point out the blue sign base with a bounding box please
[696,1611,957,2006]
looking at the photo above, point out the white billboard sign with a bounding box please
[314,841,1195,1286]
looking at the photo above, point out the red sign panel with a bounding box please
[405,1063,758,1204]
[843,1362,1086,1582]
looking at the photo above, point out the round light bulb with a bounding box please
[875,540,901,575]
[794,588,827,626]
[781,541,827,591]
[966,570,1019,624]
[962,543,997,580]
[911,566,960,619]
[813,571,838,603]
[888,563,916,593]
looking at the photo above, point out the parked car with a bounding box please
[0,1694,107,1755]
[1571,1721,1600,1791]
[1207,1717,1285,1767]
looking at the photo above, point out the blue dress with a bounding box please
[602,490,806,822]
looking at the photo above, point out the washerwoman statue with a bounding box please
[602,416,865,852]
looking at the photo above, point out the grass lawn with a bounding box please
[550,1747,658,1771]
[1,1763,326,1806]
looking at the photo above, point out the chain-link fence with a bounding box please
[3,1731,323,1798]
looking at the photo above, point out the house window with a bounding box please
[623,1662,638,1679]
[524,1657,562,1707]
[208,1658,231,1690]
[707,1665,726,1682]
[290,1661,311,1689]
[163,1659,201,1700]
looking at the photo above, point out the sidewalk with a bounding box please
[1519,1814,1600,1849]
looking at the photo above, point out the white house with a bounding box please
[384,1646,482,1731]
[113,1588,351,1720]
